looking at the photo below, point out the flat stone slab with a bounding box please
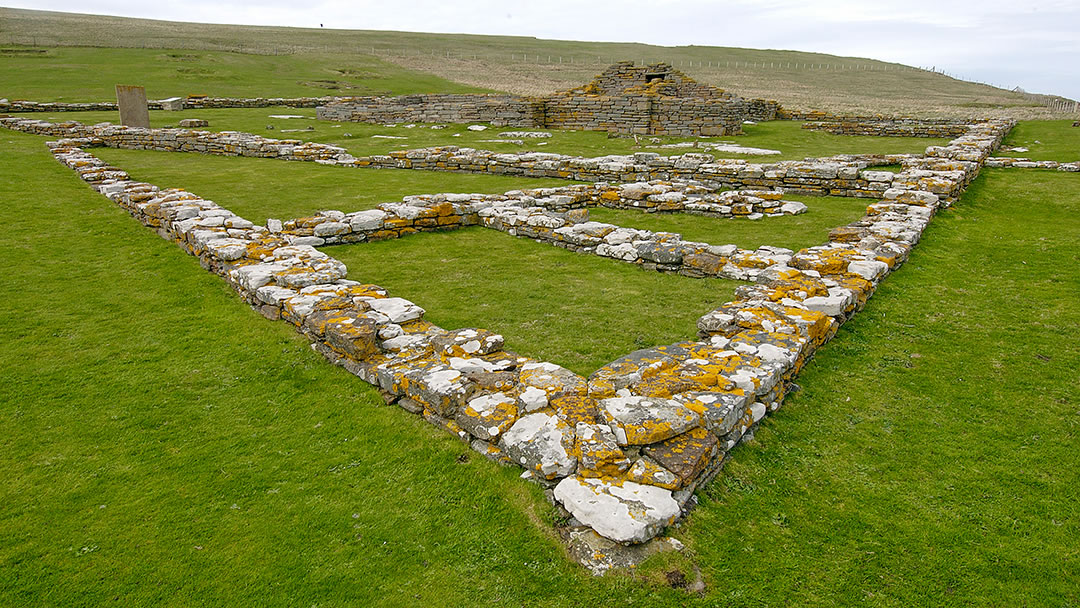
[554,476,681,544]
[599,395,700,446]
[642,426,720,486]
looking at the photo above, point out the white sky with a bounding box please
[8,0,1080,100]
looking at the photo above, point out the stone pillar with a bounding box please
[115,85,150,128]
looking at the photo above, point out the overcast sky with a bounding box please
[9,0,1080,100]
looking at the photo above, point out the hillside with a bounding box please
[0,7,1061,118]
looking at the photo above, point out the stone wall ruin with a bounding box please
[318,62,775,136]
[0,115,1014,572]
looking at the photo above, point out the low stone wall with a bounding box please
[802,120,971,138]
[318,94,750,137]
[10,115,1012,570]
[984,157,1080,171]
[0,96,353,113]
[3,116,1005,206]
[352,147,906,198]
[778,109,979,124]
[314,94,544,127]
[0,116,988,202]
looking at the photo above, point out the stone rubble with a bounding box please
[2,114,1014,570]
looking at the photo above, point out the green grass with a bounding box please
[589,195,872,252]
[3,97,1079,605]
[995,120,1080,160]
[687,168,1080,605]
[90,147,572,224]
[4,127,1077,607]
[0,45,490,101]
[327,228,740,376]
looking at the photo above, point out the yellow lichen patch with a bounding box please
[323,317,379,361]
[457,393,518,441]
[730,252,769,269]
[629,373,710,399]
[833,275,875,307]
[776,306,836,342]
[384,217,413,229]
[599,190,621,203]
[244,240,282,261]
[680,387,746,418]
[625,458,681,490]
[429,202,456,217]
[794,246,860,275]
[552,394,599,427]
[398,319,440,335]
[767,274,830,302]
[642,427,719,485]
[310,295,357,313]
[574,424,630,479]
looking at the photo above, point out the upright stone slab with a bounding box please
[115,85,150,128]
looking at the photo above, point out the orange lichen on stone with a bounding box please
[641,427,719,486]
[552,393,599,427]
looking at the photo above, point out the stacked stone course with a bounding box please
[0,117,911,198]
[319,62,757,137]
[984,157,1080,171]
[0,95,352,113]
[802,120,972,138]
[3,115,1013,571]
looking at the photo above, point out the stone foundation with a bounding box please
[4,115,1013,561]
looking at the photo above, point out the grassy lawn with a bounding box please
[687,168,1080,605]
[589,194,872,252]
[327,228,740,376]
[0,45,490,101]
[16,107,948,160]
[995,120,1080,160]
[90,147,573,224]
[4,127,1076,606]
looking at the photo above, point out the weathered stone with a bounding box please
[575,423,631,478]
[599,396,701,446]
[455,392,518,441]
[673,390,749,436]
[642,427,719,485]
[366,297,424,323]
[499,412,577,479]
[565,527,685,576]
[553,476,680,544]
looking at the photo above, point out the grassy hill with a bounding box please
[0,7,1061,117]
